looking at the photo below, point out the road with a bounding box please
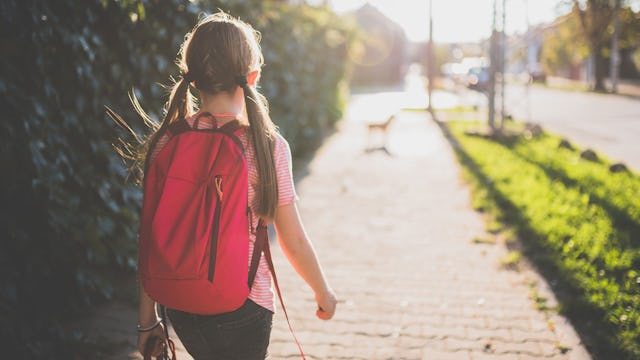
[384,70,639,172]
[503,85,640,171]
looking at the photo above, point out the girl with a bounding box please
[135,12,337,359]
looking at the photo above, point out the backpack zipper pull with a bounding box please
[209,175,224,283]
[214,175,223,201]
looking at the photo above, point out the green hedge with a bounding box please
[447,121,640,359]
[0,1,354,357]
[257,2,355,153]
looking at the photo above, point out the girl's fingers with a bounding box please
[316,308,331,320]
[315,290,337,320]
[316,300,336,320]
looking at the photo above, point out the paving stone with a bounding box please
[465,326,512,342]
[471,352,520,360]
[422,349,472,360]
[489,339,543,357]
[446,337,485,352]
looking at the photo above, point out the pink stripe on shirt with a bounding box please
[148,114,297,312]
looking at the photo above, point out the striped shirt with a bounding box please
[149,113,297,312]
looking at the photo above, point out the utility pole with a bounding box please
[499,0,506,130]
[524,0,531,124]
[610,0,621,93]
[488,0,497,131]
[427,0,434,113]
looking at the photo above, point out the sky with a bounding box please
[325,0,570,43]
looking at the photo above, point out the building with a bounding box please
[348,3,409,86]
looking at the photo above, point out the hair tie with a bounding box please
[182,71,195,83]
[235,75,248,86]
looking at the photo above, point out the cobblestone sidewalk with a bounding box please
[266,100,590,360]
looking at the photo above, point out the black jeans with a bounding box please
[167,299,273,360]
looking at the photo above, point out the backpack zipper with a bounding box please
[208,175,223,282]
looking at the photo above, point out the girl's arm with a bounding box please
[274,203,337,320]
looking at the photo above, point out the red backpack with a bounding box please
[139,113,260,314]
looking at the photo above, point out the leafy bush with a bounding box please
[0,0,354,357]
[447,121,640,359]
[255,2,355,154]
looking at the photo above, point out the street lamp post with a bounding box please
[500,0,506,130]
[488,0,508,132]
[427,0,434,113]
[488,0,497,131]
[611,0,621,93]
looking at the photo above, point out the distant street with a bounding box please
[400,70,640,172]
[504,84,640,171]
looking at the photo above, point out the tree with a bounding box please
[540,13,589,78]
[570,0,640,90]
[571,0,615,91]
[618,5,640,78]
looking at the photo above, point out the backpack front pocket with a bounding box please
[149,176,213,279]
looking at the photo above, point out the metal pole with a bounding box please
[427,0,434,112]
[524,0,531,123]
[500,0,506,129]
[610,0,621,93]
[488,0,497,131]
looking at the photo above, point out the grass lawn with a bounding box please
[444,120,640,359]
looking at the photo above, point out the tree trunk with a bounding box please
[574,0,614,92]
[593,50,607,91]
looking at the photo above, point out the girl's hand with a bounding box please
[315,289,337,320]
[137,323,166,357]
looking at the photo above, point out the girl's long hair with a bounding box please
[110,11,279,219]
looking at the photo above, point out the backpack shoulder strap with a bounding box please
[166,117,191,136]
[218,120,246,153]
[218,119,243,134]
[252,219,306,360]
[247,221,265,289]
[142,118,191,174]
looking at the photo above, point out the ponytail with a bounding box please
[239,81,278,219]
[106,76,193,185]
[143,76,193,173]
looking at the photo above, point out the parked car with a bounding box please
[467,66,490,93]
[529,70,546,83]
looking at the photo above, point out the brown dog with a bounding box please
[367,114,396,133]
[365,114,396,155]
